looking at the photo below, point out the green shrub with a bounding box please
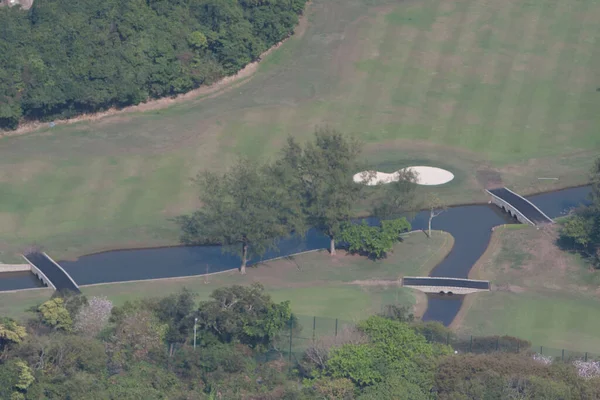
[339,218,411,259]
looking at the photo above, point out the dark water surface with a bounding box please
[0,186,592,325]
[0,272,43,291]
[422,294,465,326]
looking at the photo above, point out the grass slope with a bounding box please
[0,232,452,323]
[455,225,600,353]
[0,0,599,259]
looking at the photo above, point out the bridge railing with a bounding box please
[486,189,535,226]
[502,187,553,223]
[21,254,56,289]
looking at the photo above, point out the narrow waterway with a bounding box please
[0,186,592,325]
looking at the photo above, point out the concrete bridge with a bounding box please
[22,252,80,293]
[402,277,490,295]
[486,187,553,226]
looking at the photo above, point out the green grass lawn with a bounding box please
[0,231,452,323]
[0,0,599,260]
[456,226,600,353]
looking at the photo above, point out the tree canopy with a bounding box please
[178,158,302,273]
[560,157,600,266]
[0,0,307,129]
[278,128,369,254]
[1,288,600,399]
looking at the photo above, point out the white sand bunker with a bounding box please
[353,166,454,186]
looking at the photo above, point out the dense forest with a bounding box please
[0,0,307,129]
[2,286,600,399]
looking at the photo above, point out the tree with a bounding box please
[188,31,208,50]
[152,289,196,355]
[339,218,411,259]
[196,283,291,350]
[74,296,113,337]
[372,169,419,220]
[110,308,167,364]
[37,298,73,332]
[0,318,27,352]
[559,157,600,266]
[424,193,447,238]
[0,318,27,362]
[326,316,449,387]
[178,159,299,274]
[278,128,367,255]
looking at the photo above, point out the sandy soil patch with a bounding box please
[353,166,454,186]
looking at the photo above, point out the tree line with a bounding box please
[560,157,600,267]
[0,0,307,129]
[177,128,423,273]
[2,287,600,399]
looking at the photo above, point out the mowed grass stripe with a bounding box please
[448,0,506,152]
[546,0,595,152]
[508,0,560,158]
[16,169,86,238]
[563,0,600,151]
[385,0,458,141]
[443,0,495,150]
[51,159,108,232]
[473,0,523,149]
[392,0,455,128]
[420,0,473,141]
[406,0,470,132]
[488,1,543,161]
[458,0,515,152]
[522,0,571,156]
[354,11,406,136]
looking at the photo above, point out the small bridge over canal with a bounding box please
[402,277,490,295]
[486,187,553,226]
[22,252,80,293]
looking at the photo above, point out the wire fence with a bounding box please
[267,315,600,364]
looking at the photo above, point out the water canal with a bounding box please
[0,185,592,325]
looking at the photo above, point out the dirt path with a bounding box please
[1,3,311,138]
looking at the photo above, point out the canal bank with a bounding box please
[0,186,592,326]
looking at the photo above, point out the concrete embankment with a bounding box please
[0,264,31,273]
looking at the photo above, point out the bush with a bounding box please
[379,304,414,323]
[339,218,411,259]
[452,335,531,353]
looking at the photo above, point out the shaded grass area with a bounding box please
[0,0,599,259]
[0,232,451,322]
[456,225,600,352]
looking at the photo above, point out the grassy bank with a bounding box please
[0,0,598,260]
[454,225,600,352]
[0,231,452,322]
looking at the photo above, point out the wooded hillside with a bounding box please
[0,0,307,129]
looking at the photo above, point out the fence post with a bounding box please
[496,337,499,351]
[562,349,564,361]
[288,316,293,363]
[469,336,472,352]
[312,316,316,342]
[586,352,588,362]
[540,346,543,355]
[335,318,338,337]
